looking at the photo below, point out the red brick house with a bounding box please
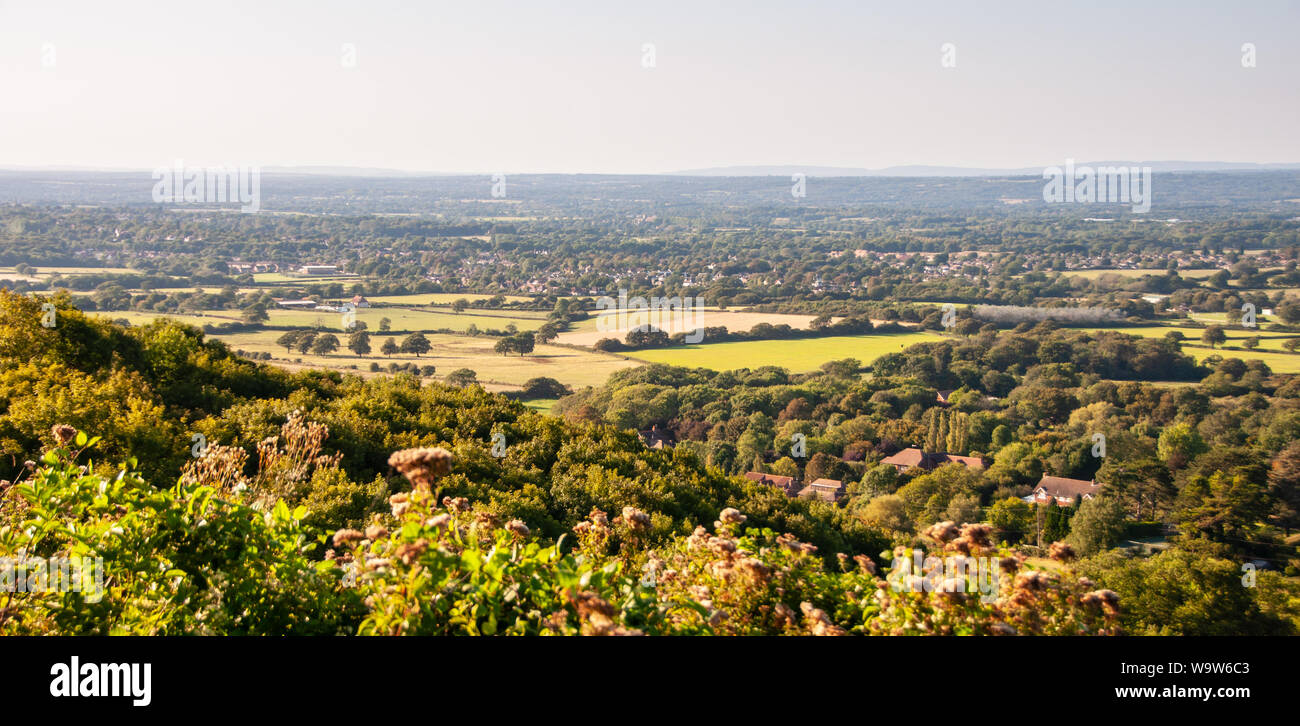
[880,448,985,474]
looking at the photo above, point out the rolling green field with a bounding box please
[1086,325,1297,349]
[98,310,234,327]
[1182,347,1300,373]
[625,332,946,372]
[1082,324,1300,372]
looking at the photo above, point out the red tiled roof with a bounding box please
[881,448,985,471]
[744,472,792,484]
[943,454,986,470]
[881,448,927,467]
[745,472,799,496]
[798,479,845,502]
[1034,476,1101,501]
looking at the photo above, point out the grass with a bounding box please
[1184,347,1300,374]
[557,309,822,347]
[1080,323,1300,372]
[211,330,639,390]
[98,310,235,327]
[521,398,558,414]
[624,332,946,373]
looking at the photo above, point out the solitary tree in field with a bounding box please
[276,330,301,353]
[347,330,371,356]
[1242,336,1260,351]
[1284,338,1300,354]
[378,317,392,332]
[381,337,399,356]
[1201,325,1227,349]
[310,333,340,355]
[400,332,431,357]
[451,298,469,313]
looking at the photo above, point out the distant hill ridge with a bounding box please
[669,162,1300,177]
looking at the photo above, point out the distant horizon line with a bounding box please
[2,160,1300,179]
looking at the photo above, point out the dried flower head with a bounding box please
[332,528,364,548]
[442,496,470,513]
[1048,541,1076,562]
[718,507,747,525]
[365,524,388,541]
[958,523,992,548]
[708,536,737,554]
[389,493,410,518]
[426,513,451,530]
[799,602,846,636]
[395,538,429,566]
[621,506,651,530]
[737,557,771,582]
[387,447,453,490]
[1081,588,1121,615]
[505,519,530,538]
[853,554,877,575]
[1013,570,1053,592]
[925,520,960,544]
[51,424,77,445]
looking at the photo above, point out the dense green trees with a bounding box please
[493,331,536,356]
[1066,496,1127,556]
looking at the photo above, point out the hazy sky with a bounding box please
[2,0,1298,173]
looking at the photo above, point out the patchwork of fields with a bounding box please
[556,309,823,347]
[625,332,947,372]
[49,268,1300,390]
[211,330,640,390]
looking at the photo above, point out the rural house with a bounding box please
[1024,475,1102,505]
[744,471,799,497]
[880,448,986,474]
